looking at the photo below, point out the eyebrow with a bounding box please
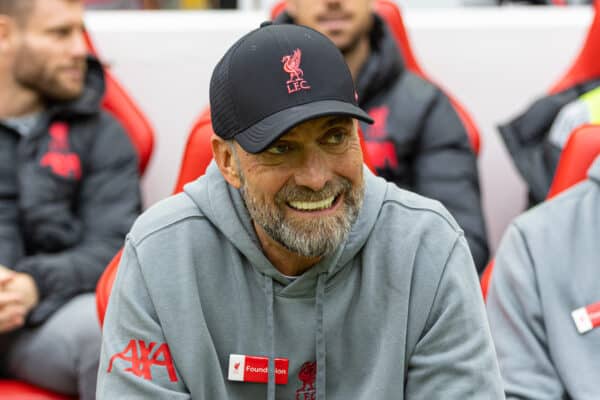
[321,116,353,129]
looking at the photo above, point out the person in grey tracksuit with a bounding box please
[487,154,600,399]
[98,23,503,399]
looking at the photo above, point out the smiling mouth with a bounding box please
[287,195,338,211]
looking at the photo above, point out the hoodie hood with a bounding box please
[183,160,387,295]
[273,13,404,108]
[47,55,106,118]
[184,160,387,399]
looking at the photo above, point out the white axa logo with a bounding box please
[246,365,287,375]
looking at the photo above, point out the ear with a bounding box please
[211,135,242,189]
[0,16,15,52]
[285,0,297,18]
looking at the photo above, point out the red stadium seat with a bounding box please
[270,0,481,154]
[481,124,600,300]
[0,381,75,400]
[83,30,155,174]
[172,108,215,194]
[546,125,600,198]
[549,1,600,95]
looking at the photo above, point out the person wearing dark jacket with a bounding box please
[499,77,600,206]
[278,0,490,273]
[0,0,141,399]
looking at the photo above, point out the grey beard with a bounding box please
[240,178,364,258]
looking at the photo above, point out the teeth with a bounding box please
[289,196,335,211]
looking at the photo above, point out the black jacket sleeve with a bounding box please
[0,139,24,267]
[414,92,489,273]
[15,113,142,325]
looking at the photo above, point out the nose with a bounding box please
[70,28,87,59]
[293,149,333,192]
[324,0,342,9]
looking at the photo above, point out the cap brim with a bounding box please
[233,99,374,154]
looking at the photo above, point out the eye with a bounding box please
[265,142,293,155]
[323,129,348,145]
[48,27,72,38]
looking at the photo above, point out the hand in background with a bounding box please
[0,265,39,333]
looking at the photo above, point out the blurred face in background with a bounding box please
[10,0,87,101]
[286,0,373,54]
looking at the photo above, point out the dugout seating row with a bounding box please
[4,0,600,397]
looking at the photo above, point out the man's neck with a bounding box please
[254,222,322,277]
[344,36,371,81]
[0,72,43,119]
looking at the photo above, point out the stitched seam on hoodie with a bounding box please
[411,232,462,358]
[381,198,462,235]
[130,214,208,248]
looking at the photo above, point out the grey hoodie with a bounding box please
[487,155,600,399]
[97,162,503,399]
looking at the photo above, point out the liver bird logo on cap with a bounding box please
[282,48,311,94]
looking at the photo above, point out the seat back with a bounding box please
[84,30,154,174]
[481,124,600,300]
[0,381,74,400]
[546,124,600,197]
[549,1,600,95]
[172,108,215,194]
[270,0,480,154]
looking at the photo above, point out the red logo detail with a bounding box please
[40,122,81,179]
[234,362,240,371]
[366,106,389,139]
[107,339,178,382]
[296,361,317,400]
[282,48,311,94]
[364,141,398,170]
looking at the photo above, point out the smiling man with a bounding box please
[98,23,503,399]
[0,0,141,398]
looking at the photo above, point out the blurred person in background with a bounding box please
[276,0,490,273]
[0,0,141,398]
[84,0,160,9]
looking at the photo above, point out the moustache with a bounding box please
[275,178,353,204]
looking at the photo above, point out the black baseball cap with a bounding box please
[209,22,373,154]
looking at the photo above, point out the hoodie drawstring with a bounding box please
[315,272,327,400]
[265,275,276,400]
[264,272,327,400]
